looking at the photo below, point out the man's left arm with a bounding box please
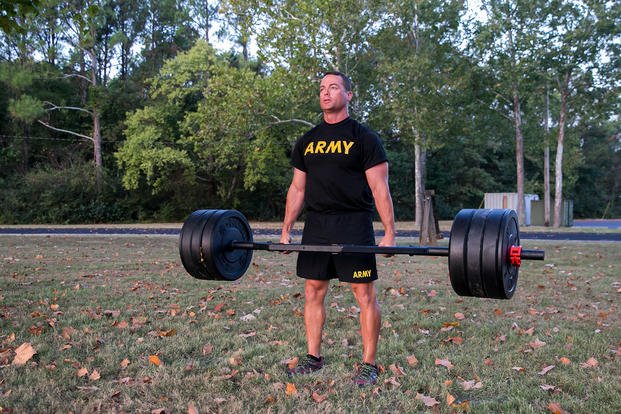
[365,161,396,247]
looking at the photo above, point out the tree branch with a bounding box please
[43,101,93,115]
[37,120,94,142]
[270,115,314,128]
[61,73,94,85]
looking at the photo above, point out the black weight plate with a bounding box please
[189,210,219,280]
[179,210,215,279]
[448,209,476,297]
[202,210,253,281]
[199,210,227,279]
[481,209,506,299]
[465,209,491,298]
[499,209,520,299]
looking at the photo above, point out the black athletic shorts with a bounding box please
[296,211,377,283]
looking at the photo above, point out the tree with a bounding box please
[469,0,548,224]
[539,0,620,226]
[372,0,468,224]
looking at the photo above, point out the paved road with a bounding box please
[0,227,620,242]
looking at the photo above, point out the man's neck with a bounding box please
[323,109,349,124]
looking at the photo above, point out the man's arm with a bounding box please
[365,161,396,247]
[280,168,307,244]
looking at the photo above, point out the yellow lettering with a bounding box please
[304,142,314,155]
[343,141,354,154]
[353,269,372,278]
[326,140,342,153]
[315,141,326,153]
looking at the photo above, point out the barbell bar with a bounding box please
[179,208,545,300]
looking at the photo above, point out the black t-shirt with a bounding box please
[291,117,388,213]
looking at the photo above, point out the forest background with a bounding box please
[0,0,619,225]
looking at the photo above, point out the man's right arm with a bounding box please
[280,168,306,244]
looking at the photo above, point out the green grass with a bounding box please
[0,235,619,413]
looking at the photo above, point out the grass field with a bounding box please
[0,234,619,413]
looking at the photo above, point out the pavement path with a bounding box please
[0,226,620,242]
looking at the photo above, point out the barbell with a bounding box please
[178,209,544,299]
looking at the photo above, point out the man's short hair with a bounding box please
[322,71,352,92]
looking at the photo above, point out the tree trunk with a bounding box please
[413,128,426,226]
[512,86,526,225]
[553,74,570,227]
[543,83,551,226]
[88,48,103,190]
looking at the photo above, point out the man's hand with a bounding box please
[279,231,293,254]
[378,233,396,257]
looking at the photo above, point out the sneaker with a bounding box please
[286,354,324,377]
[352,362,379,387]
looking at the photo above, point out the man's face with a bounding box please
[319,74,352,113]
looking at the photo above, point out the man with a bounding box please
[280,71,396,387]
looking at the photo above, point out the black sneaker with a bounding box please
[286,354,324,376]
[352,362,379,387]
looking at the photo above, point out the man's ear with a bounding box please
[346,90,353,102]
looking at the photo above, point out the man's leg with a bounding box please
[351,282,380,365]
[304,279,330,357]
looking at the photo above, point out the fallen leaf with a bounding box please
[12,343,36,366]
[434,358,454,369]
[427,290,437,297]
[188,402,199,414]
[415,392,439,407]
[285,382,297,396]
[512,366,525,373]
[89,369,101,381]
[312,391,328,403]
[454,312,465,320]
[461,380,483,390]
[558,357,571,365]
[447,393,456,406]
[120,358,130,368]
[529,338,547,349]
[50,304,59,311]
[149,355,162,366]
[213,303,225,312]
[484,358,494,366]
[538,365,555,375]
[580,357,598,368]
[406,355,418,366]
[384,376,401,388]
[547,402,569,414]
[77,367,89,377]
[158,329,177,337]
[202,344,214,356]
[388,363,406,377]
[286,357,299,369]
[541,384,559,393]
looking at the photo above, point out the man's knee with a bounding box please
[305,280,329,303]
[351,283,378,308]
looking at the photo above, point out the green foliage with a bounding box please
[9,94,44,123]
[0,0,40,34]
[0,161,128,223]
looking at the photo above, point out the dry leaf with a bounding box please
[158,329,177,337]
[77,367,89,377]
[434,358,454,369]
[50,304,59,311]
[312,391,328,403]
[406,354,418,366]
[529,338,547,349]
[484,358,494,366]
[89,369,101,381]
[120,358,130,368]
[538,365,555,375]
[454,312,465,320]
[461,380,483,390]
[285,382,297,396]
[580,357,598,368]
[202,344,214,356]
[415,392,439,407]
[286,357,299,369]
[388,363,406,377]
[558,357,571,365]
[12,342,36,366]
[447,393,456,406]
[512,366,525,373]
[149,355,162,366]
[188,402,199,414]
[547,402,569,414]
[384,376,401,388]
